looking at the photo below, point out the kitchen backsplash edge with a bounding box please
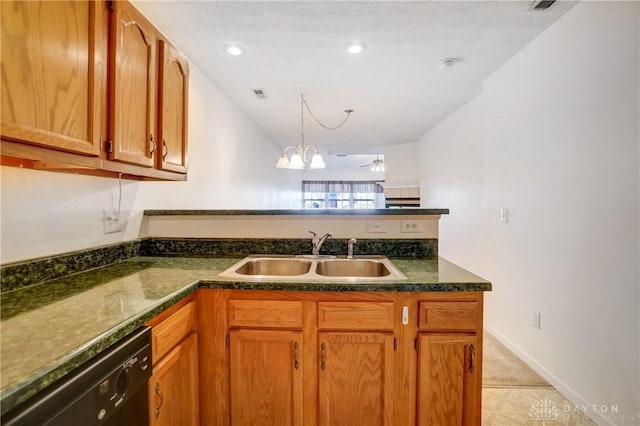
[1,237,438,292]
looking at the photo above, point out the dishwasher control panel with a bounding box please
[96,344,151,423]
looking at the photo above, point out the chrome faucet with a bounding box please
[309,230,333,256]
[347,238,357,259]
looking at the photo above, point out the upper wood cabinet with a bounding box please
[157,40,189,173]
[0,0,189,181]
[0,1,103,156]
[109,0,156,168]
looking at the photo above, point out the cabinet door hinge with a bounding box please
[393,338,398,351]
[106,0,114,12]
[105,140,113,153]
[414,338,419,351]
[226,335,230,346]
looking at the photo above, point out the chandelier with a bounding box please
[276,94,353,169]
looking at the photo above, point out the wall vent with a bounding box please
[251,88,267,99]
[531,0,556,10]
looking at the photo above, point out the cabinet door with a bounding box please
[417,333,478,426]
[109,0,155,167]
[229,329,303,426]
[318,332,394,426]
[1,0,102,156]
[149,332,199,426]
[157,40,188,173]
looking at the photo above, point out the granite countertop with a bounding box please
[0,255,489,414]
[143,208,449,216]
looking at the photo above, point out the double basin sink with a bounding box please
[218,255,407,282]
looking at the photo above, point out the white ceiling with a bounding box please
[134,1,576,155]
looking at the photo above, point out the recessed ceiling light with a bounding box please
[223,43,246,56]
[438,58,458,70]
[345,41,367,55]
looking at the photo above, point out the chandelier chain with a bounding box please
[301,95,353,131]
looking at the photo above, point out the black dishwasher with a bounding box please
[2,326,152,426]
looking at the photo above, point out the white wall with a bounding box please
[420,2,639,425]
[384,141,420,187]
[0,63,299,263]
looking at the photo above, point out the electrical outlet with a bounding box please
[366,221,387,233]
[401,220,423,233]
[531,310,541,329]
[103,209,124,234]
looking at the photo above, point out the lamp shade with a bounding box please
[288,153,305,169]
[276,154,290,168]
[309,153,327,169]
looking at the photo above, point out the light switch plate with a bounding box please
[366,221,387,233]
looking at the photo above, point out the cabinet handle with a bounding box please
[154,382,164,417]
[162,139,168,161]
[293,342,300,370]
[468,344,475,373]
[320,342,326,370]
[148,134,155,157]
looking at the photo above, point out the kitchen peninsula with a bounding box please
[1,209,491,425]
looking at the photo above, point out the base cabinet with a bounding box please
[416,333,478,426]
[146,300,199,426]
[229,329,303,426]
[149,332,199,426]
[198,290,484,426]
[318,331,394,426]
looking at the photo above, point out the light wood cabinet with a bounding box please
[146,299,199,426]
[157,40,189,173]
[1,1,103,156]
[109,0,156,168]
[318,331,394,426]
[198,290,484,426]
[417,333,478,426]
[1,0,189,181]
[229,329,303,426]
[149,332,199,426]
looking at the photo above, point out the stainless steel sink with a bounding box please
[315,259,391,277]
[234,258,312,276]
[218,255,407,282]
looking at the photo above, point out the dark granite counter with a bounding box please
[0,255,489,415]
[144,208,449,216]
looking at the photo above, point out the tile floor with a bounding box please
[481,334,597,426]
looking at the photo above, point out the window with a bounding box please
[302,181,383,209]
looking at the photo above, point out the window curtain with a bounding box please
[302,180,384,194]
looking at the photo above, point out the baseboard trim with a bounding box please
[484,324,615,426]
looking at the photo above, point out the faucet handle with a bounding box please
[347,238,357,259]
[309,230,318,242]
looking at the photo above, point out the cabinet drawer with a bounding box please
[152,301,196,362]
[228,300,303,329]
[418,301,479,331]
[318,302,395,331]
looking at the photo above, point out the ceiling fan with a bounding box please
[361,155,385,172]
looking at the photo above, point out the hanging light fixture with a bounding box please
[370,156,385,172]
[276,94,353,170]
